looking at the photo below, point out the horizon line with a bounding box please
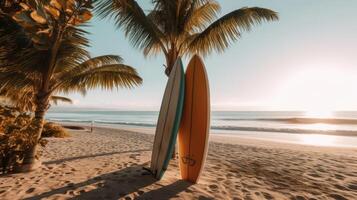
[48,107,357,112]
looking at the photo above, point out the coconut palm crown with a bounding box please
[0,0,142,171]
[96,0,279,75]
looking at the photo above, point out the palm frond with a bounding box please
[54,26,91,73]
[0,70,38,92]
[184,0,221,33]
[0,87,36,112]
[50,96,73,105]
[54,55,124,82]
[96,0,166,54]
[151,0,176,30]
[0,13,44,74]
[57,64,142,94]
[188,7,278,56]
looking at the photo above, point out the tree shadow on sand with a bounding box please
[43,149,151,165]
[23,163,193,200]
[134,180,193,200]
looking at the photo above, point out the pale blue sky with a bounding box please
[56,0,357,111]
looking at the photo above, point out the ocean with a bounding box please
[46,109,357,147]
[46,110,357,135]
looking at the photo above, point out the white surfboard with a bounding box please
[150,58,185,179]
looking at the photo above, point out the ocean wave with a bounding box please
[48,119,93,123]
[94,120,156,127]
[211,126,357,136]
[48,118,156,127]
[219,117,357,125]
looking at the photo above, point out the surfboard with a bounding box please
[178,55,210,183]
[150,58,185,179]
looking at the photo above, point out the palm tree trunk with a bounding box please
[165,48,179,76]
[19,24,61,172]
[19,92,48,172]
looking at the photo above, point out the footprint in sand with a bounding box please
[129,154,137,159]
[244,194,254,200]
[26,188,35,194]
[208,184,218,191]
[329,194,348,200]
[226,173,234,178]
[234,184,241,189]
[347,183,357,190]
[217,177,224,181]
[212,165,221,171]
[223,180,232,186]
[198,195,214,200]
[271,181,289,188]
[290,195,306,200]
[334,174,345,180]
[261,192,274,200]
[334,184,348,191]
[307,173,321,179]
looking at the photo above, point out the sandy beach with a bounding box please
[1,125,357,200]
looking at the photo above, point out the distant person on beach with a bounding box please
[90,121,94,133]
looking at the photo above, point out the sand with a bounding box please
[1,126,357,200]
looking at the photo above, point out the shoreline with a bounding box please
[59,122,357,149]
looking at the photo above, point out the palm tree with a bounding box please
[0,0,142,171]
[96,0,279,75]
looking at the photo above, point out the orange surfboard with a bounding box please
[178,55,210,183]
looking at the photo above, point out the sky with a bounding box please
[55,0,357,111]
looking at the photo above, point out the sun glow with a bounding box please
[271,65,357,110]
[300,134,336,146]
[305,110,333,118]
[304,123,336,131]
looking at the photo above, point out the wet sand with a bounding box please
[0,126,356,200]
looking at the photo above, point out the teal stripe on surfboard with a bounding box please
[157,59,185,179]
